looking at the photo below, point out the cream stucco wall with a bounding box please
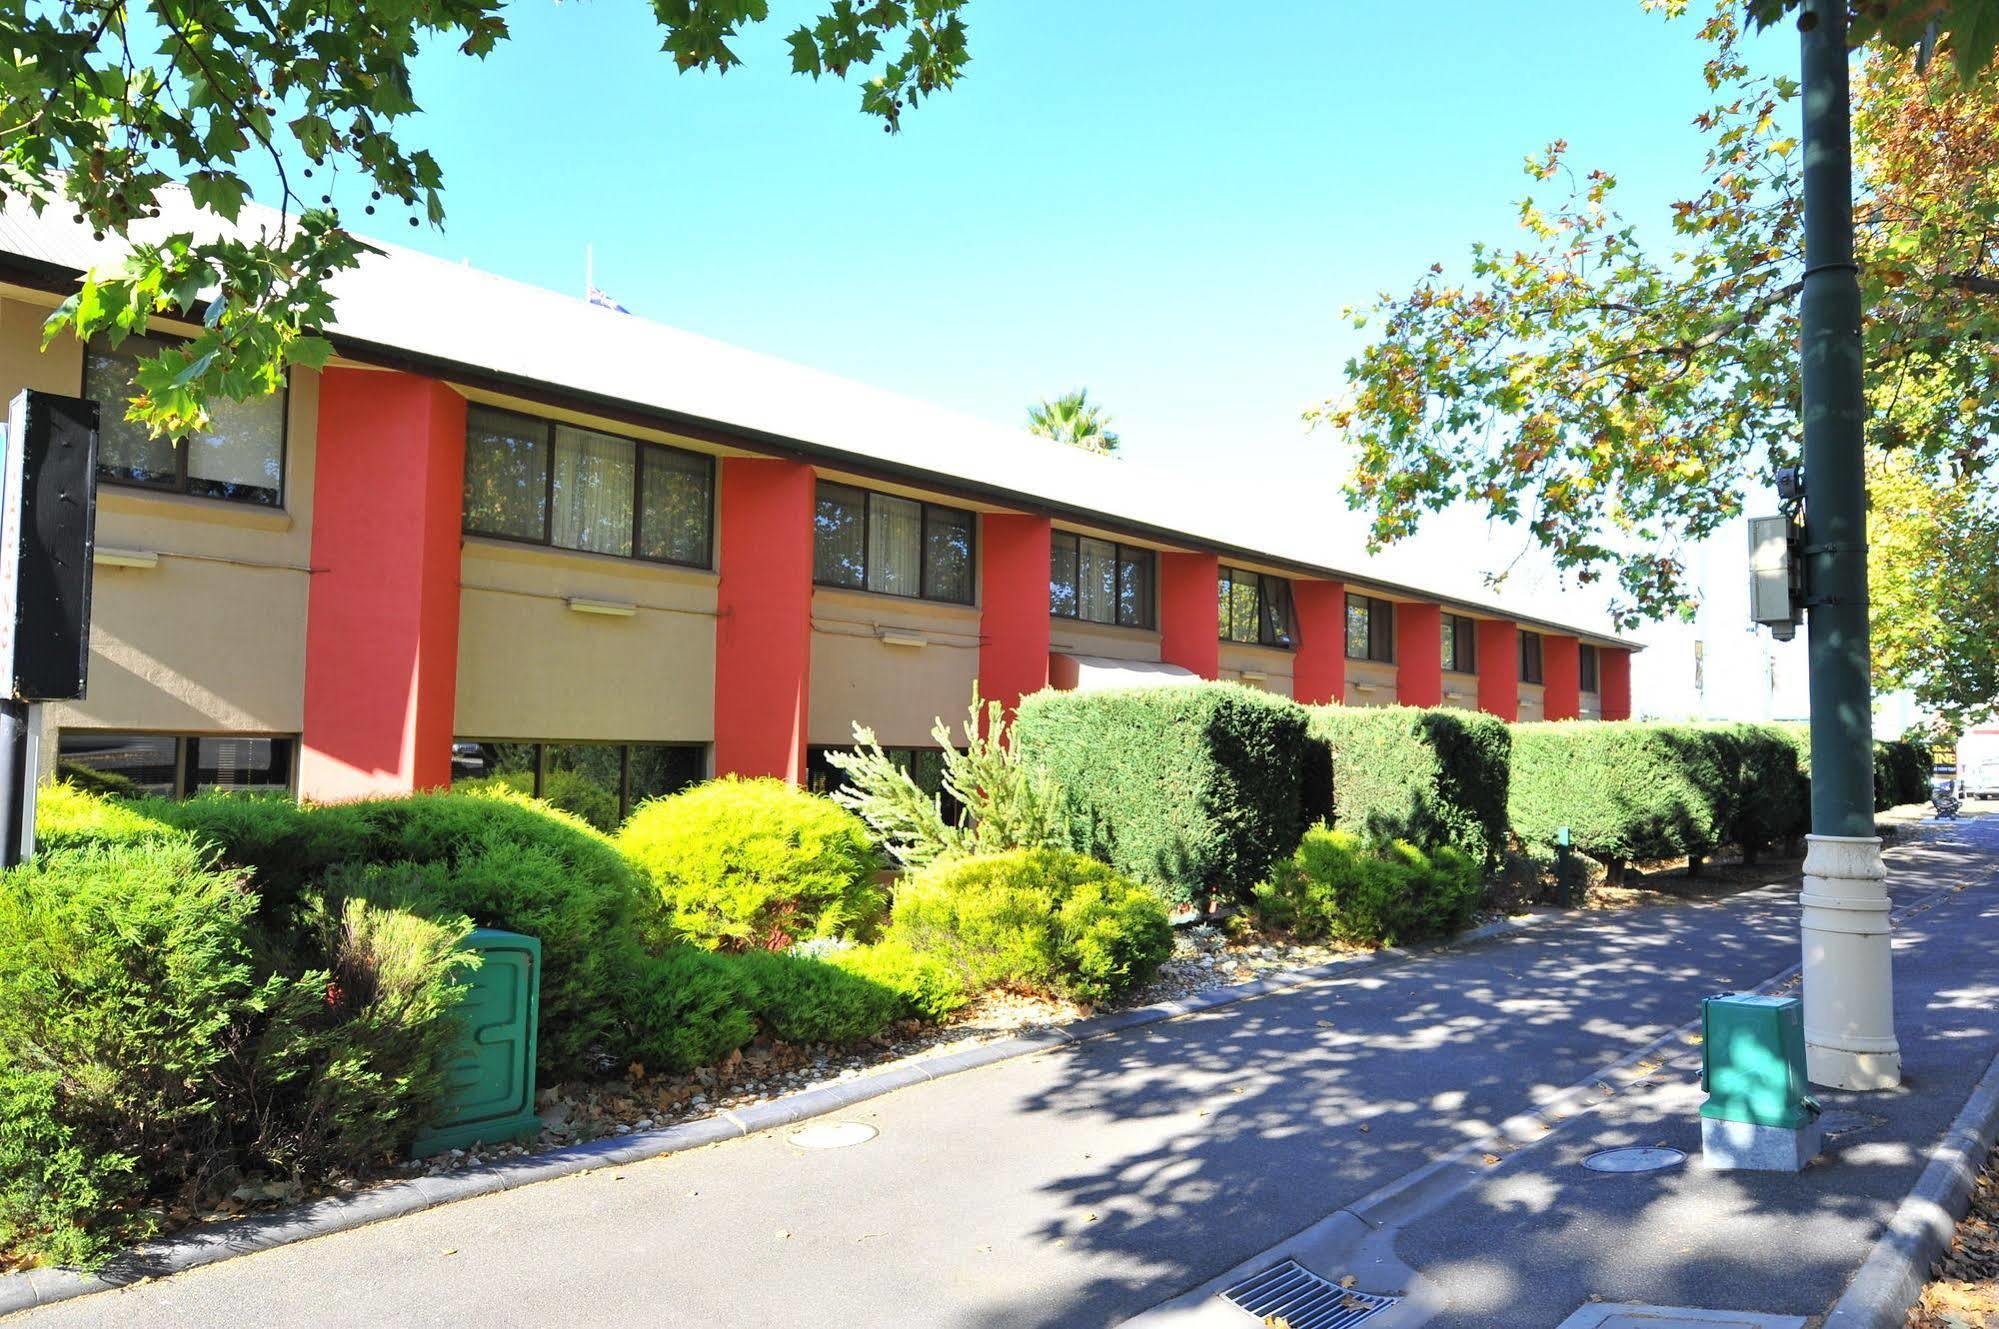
[1518,682,1547,722]
[808,588,981,747]
[1580,693,1603,720]
[455,539,716,742]
[1,294,315,744]
[1345,659,1397,707]
[1050,617,1161,663]
[1440,672,1479,710]
[1219,641,1295,699]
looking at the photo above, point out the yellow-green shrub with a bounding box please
[1253,827,1483,947]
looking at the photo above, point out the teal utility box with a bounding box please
[1699,993,1817,1130]
[411,928,542,1159]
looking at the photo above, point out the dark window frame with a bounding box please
[1217,566,1297,649]
[1345,593,1395,664]
[811,481,977,606]
[1579,644,1601,694]
[1519,630,1545,685]
[451,738,708,823]
[461,406,716,570]
[56,729,298,799]
[80,332,290,508]
[1050,530,1156,629]
[1441,613,1479,675]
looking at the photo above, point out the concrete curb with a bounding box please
[1820,1046,1999,1329]
[0,909,1555,1318]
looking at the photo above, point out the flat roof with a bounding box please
[0,191,1637,649]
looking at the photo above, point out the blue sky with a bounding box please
[363,0,1790,493]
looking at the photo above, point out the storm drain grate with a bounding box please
[1221,1258,1398,1328]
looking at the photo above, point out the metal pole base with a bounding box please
[1800,833,1902,1090]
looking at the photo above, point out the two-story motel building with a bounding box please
[0,195,1636,816]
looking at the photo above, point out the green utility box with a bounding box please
[412,928,542,1159]
[1699,993,1818,1130]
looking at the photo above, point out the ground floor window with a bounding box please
[806,744,963,822]
[451,739,706,830]
[56,731,296,799]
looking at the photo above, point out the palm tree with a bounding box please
[1026,389,1120,455]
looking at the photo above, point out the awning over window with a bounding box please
[1047,653,1202,693]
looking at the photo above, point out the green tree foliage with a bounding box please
[2,0,971,436]
[1868,451,1999,726]
[1323,0,1999,699]
[1026,388,1121,455]
[826,690,1069,869]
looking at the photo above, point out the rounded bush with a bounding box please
[625,947,759,1073]
[619,777,884,952]
[890,849,1173,1006]
[1253,827,1482,948]
[828,940,968,1021]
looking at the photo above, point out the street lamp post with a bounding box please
[1794,0,1902,1091]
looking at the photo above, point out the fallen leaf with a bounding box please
[775,1229,791,1240]
[440,1248,457,1257]
[1481,1153,1503,1166]
[1339,1274,1357,1288]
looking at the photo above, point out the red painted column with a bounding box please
[1600,647,1633,721]
[300,368,466,801]
[1543,635,1582,720]
[1475,618,1520,721]
[979,512,1053,718]
[714,458,815,782]
[1292,580,1346,705]
[1158,551,1220,679]
[1394,602,1443,707]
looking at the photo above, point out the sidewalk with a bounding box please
[5,819,1994,1329]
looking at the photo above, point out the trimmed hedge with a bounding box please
[1013,683,1309,907]
[1509,722,1732,867]
[1302,705,1511,868]
[1252,827,1483,947]
[1717,724,1808,859]
[1778,725,1931,816]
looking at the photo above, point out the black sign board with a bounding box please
[2,390,99,702]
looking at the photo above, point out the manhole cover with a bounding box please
[1820,1110,1886,1138]
[1583,1146,1687,1173]
[1221,1259,1397,1326]
[786,1121,877,1150]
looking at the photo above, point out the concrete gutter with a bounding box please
[1820,1046,1999,1329]
[0,913,1547,1317]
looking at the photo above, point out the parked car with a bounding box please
[1958,726,1999,801]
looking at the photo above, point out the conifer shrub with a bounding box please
[888,849,1173,1006]
[826,941,968,1021]
[1508,722,1732,869]
[1012,683,1309,907]
[1251,827,1483,947]
[619,777,885,952]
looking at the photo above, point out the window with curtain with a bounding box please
[810,482,975,604]
[1441,613,1478,673]
[57,731,296,798]
[1579,644,1601,694]
[1217,567,1297,648]
[1050,531,1153,628]
[1519,631,1545,684]
[83,333,286,506]
[461,406,713,566]
[1345,594,1395,663]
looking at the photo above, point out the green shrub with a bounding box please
[0,842,265,1267]
[1509,722,1731,867]
[624,947,757,1073]
[1252,827,1483,947]
[1720,724,1808,857]
[1013,683,1309,907]
[619,777,884,952]
[1302,705,1511,868]
[453,768,620,834]
[889,849,1173,1006]
[729,950,906,1044]
[827,941,968,1021]
[1881,739,1931,808]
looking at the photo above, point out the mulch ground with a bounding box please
[1909,1144,1999,1328]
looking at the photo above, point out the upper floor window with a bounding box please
[1441,613,1478,674]
[1519,630,1545,684]
[1345,593,1394,663]
[813,483,974,604]
[463,406,713,567]
[1051,532,1154,628]
[1218,567,1296,648]
[1579,644,1601,694]
[83,333,285,507]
